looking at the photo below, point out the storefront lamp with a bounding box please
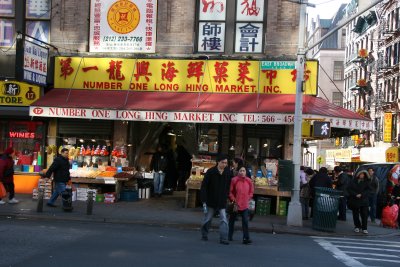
[79,139,84,143]
[229,145,235,151]
[91,139,96,142]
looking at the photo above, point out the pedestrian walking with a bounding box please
[347,170,371,234]
[45,148,71,207]
[333,166,350,221]
[300,168,313,220]
[200,154,230,245]
[367,167,379,223]
[150,145,168,197]
[0,147,19,204]
[228,166,254,244]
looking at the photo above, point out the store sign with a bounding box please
[386,147,399,162]
[326,149,353,162]
[29,106,374,130]
[0,81,40,106]
[9,131,35,139]
[360,146,399,163]
[23,40,49,86]
[54,57,318,95]
[89,0,157,53]
[384,112,392,143]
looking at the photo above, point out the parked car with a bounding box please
[354,163,400,219]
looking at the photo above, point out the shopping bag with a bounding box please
[226,200,238,214]
[0,182,7,198]
[381,204,399,229]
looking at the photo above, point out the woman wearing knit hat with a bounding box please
[0,147,19,204]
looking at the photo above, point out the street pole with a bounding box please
[287,0,312,227]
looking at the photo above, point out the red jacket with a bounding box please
[229,175,254,211]
[0,155,14,183]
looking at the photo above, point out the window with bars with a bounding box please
[333,61,344,80]
[196,0,265,54]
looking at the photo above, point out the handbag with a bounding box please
[226,200,238,214]
[0,182,7,198]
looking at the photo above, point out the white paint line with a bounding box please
[345,251,400,258]
[352,257,400,264]
[312,236,400,244]
[335,245,399,252]
[330,241,400,248]
[316,240,366,267]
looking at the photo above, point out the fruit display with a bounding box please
[69,169,102,178]
[113,172,134,179]
[254,177,278,186]
[98,171,117,178]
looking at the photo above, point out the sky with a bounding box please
[307,0,351,20]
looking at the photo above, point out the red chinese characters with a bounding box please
[107,60,125,81]
[134,61,152,82]
[161,61,179,82]
[60,58,74,79]
[213,61,228,84]
[262,70,277,85]
[187,61,204,83]
[290,64,311,82]
[240,0,260,16]
[237,61,253,84]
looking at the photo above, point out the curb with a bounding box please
[2,212,399,238]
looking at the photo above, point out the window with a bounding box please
[333,61,344,80]
[340,29,346,49]
[0,120,45,172]
[196,0,265,54]
[0,0,15,47]
[332,92,343,107]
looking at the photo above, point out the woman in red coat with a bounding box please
[0,147,19,204]
[228,166,254,244]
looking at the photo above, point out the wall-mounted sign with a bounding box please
[384,112,392,142]
[23,40,49,86]
[89,0,157,53]
[0,81,40,106]
[54,57,319,95]
[9,131,36,138]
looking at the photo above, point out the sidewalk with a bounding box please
[1,192,399,237]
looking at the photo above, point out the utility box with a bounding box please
[278,160,294,191]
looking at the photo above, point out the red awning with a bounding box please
[29,89,373,130]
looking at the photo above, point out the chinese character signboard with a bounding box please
[26,0,51,19]
[54,57,318,95]
[386,147,399,162]
[236,0,264,21]
[235,22,263,53]
[0,18,14,47]
[0,0,14,16]
[198,22,225,52]
[313,121,331,138]
[1,80,40,106]
[384,112,392,142]
[199,0,226,21]
[89,0,157,53]
[23,40,48,86]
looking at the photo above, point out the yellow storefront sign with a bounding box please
[54,57,318,95]
[0,81,40,106]
[326,149,353,162]
[384,112,392,142]
[385,147,399,162]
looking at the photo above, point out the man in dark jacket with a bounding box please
[367,167,379,223]
[150,145,169,197]
[334,166,350,221]
[309,167,332,218]
[45,148,71,207]
[200,154,230,245]
[0,147,19,204]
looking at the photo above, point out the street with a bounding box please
[0,218,399,267]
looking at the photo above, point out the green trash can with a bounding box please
[312,187,342,232]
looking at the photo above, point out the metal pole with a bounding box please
[287,0,308,227]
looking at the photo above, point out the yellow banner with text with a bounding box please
[54,57,318,95]
[0,81,41,106]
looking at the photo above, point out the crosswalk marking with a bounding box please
[312,236,400,267]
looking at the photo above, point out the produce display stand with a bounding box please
[71,177,129,199]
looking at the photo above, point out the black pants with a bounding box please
[338,197,347,220]
[352,206,369,230]
[0,182,15,200]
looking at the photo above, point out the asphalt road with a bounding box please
[0,218,399,267]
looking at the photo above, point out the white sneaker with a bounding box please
[8,198,19,204]
[354,228,360,233]
[0,200,6,204]
[362,230,368,234]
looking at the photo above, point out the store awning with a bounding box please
[29,89,373,130]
